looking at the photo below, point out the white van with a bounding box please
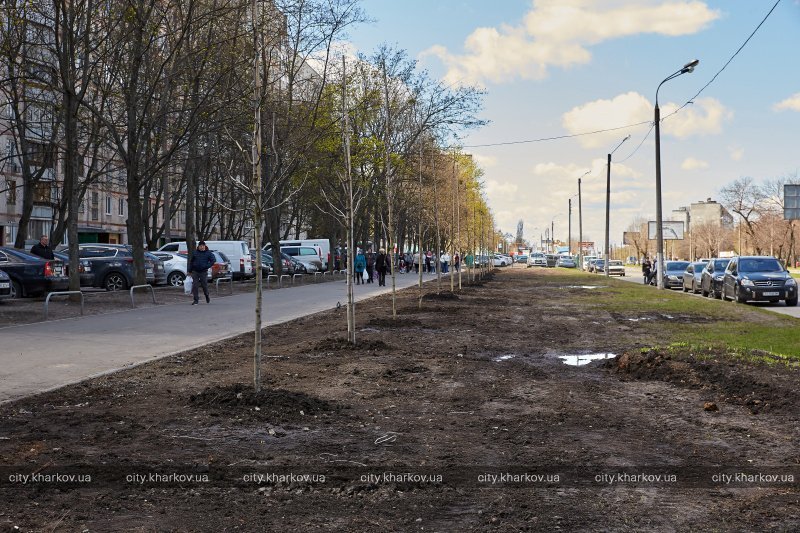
[265,239,330,271]
[158,240,253,280]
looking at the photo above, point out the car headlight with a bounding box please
[668,275,678,281]
[740,278,754,287]
[786,278,797,287]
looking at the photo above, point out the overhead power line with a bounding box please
[463,0,781,152]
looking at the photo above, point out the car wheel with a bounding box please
[10,280,23,299]
[168,271,185,287]
[104,273,128,292]
[701,285,709,297]
[787,296,798,307]
[734,285,748,304]
[692,281,699,294]
[715,286,722,300]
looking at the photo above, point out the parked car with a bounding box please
[700,258,730,299]
[73,244,154,290]
[681,261,708,294]
[53,251,95,287]
[83,244,162,285]
[606,259,625,276]
[151,252,189,286]
[722,256,797,305]
[492,254,511,267]
[250,250,276,276]
[661,261,691,290]
[593,259,607,273]
[545,254,559,267]
[269,245,324,273]
[0,268,12,300]
[527,252,547,268]
[515,254,528,264]
[582,255,597,271]
[0,246,69,298]
[556,256,576,268]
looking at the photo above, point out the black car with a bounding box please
[0,246,69,298]
[700,258,730,299]
[53,251,96,287]
[83,244,162,285]
[681,261,708,294]
[722,256,798,306]
[0,268,12,300]
[661,261,690,289]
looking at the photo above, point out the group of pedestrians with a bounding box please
[641,256,657,285]
[352,249,390,286]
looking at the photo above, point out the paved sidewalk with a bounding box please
[0,273,446,403]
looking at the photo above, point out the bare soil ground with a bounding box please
[1,268,798,532]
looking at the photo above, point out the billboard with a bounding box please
[648,221,684,240]
[785,184,800,220]
[623,231,640,245]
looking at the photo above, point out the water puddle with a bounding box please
[558,353,617,366]
[492,354,517,362]
[560,285,607,290]
[626,317,653,322]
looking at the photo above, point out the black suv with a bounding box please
[722,256,797,306]
[700,258,730,299]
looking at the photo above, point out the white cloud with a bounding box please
[660,98,732,138]
[472,153,499,168]
[681,157,709,170]
[562,93,731,147]
[485,179,519,199]
[728,146,744,161]
[773,92,800,112]
[562,92,651,148]
[422,0,720,85]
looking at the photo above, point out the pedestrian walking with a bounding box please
[189,241,215,305]
[30,235,54,260]
[642,256,652,285]
[354,249,366,285]
[424,251,432,273]
[440,251,450,274]
[375,248,388,286]
[366,250,375,283]
[454,253,461,272]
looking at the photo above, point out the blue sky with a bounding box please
[347,0,799,248]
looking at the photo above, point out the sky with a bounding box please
[345,0,799,250]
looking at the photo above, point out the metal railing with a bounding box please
[292,274,303,286]
[44,291,84,320]
[130,284,156,308]
[279,274,290,288]
[215,276,233,295]
[266,274,278,288]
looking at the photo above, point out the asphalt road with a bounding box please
[609,266,800,318]
[0,272,449,403]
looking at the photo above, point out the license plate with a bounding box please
[763,291,779,297]
[146,269,153,274]
[0,283,8,289]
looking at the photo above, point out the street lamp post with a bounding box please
[577,170,590,270]
[654,59,698,289]
[604,135,630,276]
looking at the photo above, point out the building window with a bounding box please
[91,191,99,220]
[106,196,112,215]
[118,198,124,216]
[6,180,16,204]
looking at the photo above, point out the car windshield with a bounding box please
[609,261,622,266]
[691,262,706,270]
[739,258,783,273]
[713,259,729,270]
[666,262,690,272]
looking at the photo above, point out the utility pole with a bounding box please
[568,198,572,256]
[551,219,554,254]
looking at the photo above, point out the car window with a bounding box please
[218,252,229,262]
[162,244,179,252]
[668,262,690,271]
[714,260,728,271]
[739,258,783,273]
[300,247,317,256]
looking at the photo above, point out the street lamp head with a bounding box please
[681,59,699,73]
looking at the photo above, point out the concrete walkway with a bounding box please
[0,272,449,403]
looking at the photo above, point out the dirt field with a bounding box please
[1,268,798,531]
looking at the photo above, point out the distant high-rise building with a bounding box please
[690,198,734,230]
